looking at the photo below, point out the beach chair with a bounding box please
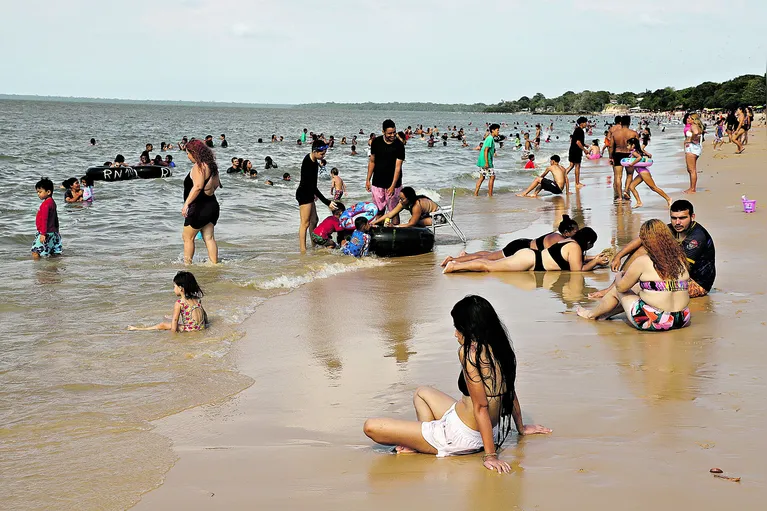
[429,188,466,242]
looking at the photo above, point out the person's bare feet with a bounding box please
[587,289,608,299]
[633,202,643,209]
[666,198,673,207]
[394,445,417,454]
[683,188,697,194]
[443,261,456,274]
[515,192,527,197]
[127,326,138,331]
[576,183,586,189]
[575,305,593,319]
[440,256,454,267]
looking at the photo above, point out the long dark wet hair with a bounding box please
[627,137,645,156]
[451,295,516,449]
[571,227,597,252]
[400,186,430,211]
[173,271,204,299]
[185,139,218,176]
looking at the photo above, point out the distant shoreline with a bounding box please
[0,94,293,109]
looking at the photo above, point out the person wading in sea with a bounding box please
[609,115,638,201]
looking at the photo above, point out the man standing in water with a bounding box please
[366,119,405,224]
[609,115,638,201]
[590,200,716,298]
[564,117,589,190]
[474,123,500,197]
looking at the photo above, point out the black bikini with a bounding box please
[533,241,573,271]
[502,233,549,257]
[458,371,504,398]
[547,241,572,270]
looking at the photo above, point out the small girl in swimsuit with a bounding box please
[625,137,671,209]
[330,168,346,201]
[127,271,208,332]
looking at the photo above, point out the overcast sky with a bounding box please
[1,0,764,104]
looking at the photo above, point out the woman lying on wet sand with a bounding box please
[575,219,691,331]
[440,215,579,267]
[363,295,551,473]
[443,228,608,273]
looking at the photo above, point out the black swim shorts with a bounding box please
[539,177,563,195]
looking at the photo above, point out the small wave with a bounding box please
[252,258,387,290]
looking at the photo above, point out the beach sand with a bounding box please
[133,132,767,510]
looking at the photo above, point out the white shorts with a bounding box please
[420,403,496,457]
[684,142,702,157]
[479,167,495,178]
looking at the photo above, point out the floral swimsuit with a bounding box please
[177,299,207,332]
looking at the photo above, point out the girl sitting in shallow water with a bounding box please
[128,271,208,332]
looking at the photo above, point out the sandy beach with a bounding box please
[133,131,766,510]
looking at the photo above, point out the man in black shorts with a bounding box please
[564,117,589,189]
[610,115,638,201]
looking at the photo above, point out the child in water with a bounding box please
[341,217,371,258]
[265,156,278,169]
[625,137,671,208]
[80,175,94,203]
[330,168,346,200]
[128,271,208,332]
[311,203,346,248]
[32,177,62,259]
[524,154,536,169]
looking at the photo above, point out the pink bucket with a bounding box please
[742,199,756,213]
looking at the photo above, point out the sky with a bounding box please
[1,0,765,104]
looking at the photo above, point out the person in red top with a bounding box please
[524,154,536,169]
[310,203,346,248]
[32,177,62,259]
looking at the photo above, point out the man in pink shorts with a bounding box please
[366,119,405,223]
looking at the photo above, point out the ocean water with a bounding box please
[0,99,683,510]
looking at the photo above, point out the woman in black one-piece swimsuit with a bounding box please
[182,139,221,264]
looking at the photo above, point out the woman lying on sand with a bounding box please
[443,227,608,273]
[440,215,579,267]
[576,219,691,331]
[363,295,551,473]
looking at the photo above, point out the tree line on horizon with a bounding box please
[300,74,764,113]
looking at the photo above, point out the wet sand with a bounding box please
[134,132,767,509]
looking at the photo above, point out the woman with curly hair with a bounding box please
[576,219,690,331]
[363,295,551,473]
[182,139,221,264]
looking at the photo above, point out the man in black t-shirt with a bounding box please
[592,200,716,299]
[564,117,589,192]
[366,119,406,223]
[220,134,228,148]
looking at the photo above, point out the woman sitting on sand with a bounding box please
[370,186,439,228]
[363,295,551,473]
[444,227,607,273]
[441,215,579,267]
[576,219,690,331]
